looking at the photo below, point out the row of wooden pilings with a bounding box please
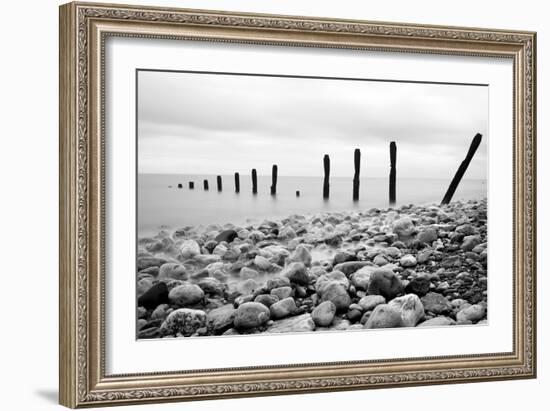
[176,133,482,206]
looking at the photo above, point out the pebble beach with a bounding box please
[136,199,488,339]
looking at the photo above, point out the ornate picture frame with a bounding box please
[59,1,536,408]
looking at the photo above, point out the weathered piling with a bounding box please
[323,154,330,199]
[270,165,278,195]
[389,142,396,205]
[177,183,183,189]
[441,133,483,205]
[203,179,209,190]
[189,181,194,189]
[234,172,240,193]
[296,190,300,197]
[353,149,360,201]
[252,169,258,194]
[216,175,222,191]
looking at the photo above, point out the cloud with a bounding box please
[137,70,487,179]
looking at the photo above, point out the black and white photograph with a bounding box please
[135,69,488,339]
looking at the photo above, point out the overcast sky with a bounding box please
[137,70,488,180]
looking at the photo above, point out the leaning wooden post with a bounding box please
[189,181,194,189]
[389,142,397,205]
[270,165,278,195]
[353,149,360,201]
[234,172,240,193]
[203,179,209,190]
[252,169,258,194]
[441,133,482,205]
[323,154,330,199]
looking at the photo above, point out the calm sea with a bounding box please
[138,174,485,237]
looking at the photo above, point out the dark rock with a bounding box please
[215,229,238,243]
[421,292,452,315]
[333,251,357,265]
[312,300,336,326]
[137,282,169,310]
[137,256,167,271]
[254,294,279,307]
[367,268,404,301]
[319,283,351,312]
[168,284,204,307]
[333,261,371,276]
[160,308,206,336]
[206,304,236,334]
[364,304,403,329]
[281,262,309,285]
[270,297,296,319]
[405,275,431,297]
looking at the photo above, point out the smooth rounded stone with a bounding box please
[254,294,279,307]
[311,300,336,327]
[266,276,291,290]
[351,266,376,290]
[266,313,315,333]
[212,243,228,256]
[333,250,357,265]
[238,279,260,295]
[367,268,404,301]
[222,247,241,261]
[180,240,201,259]
[215,229,238,243]
[456,224,476,235]
[294,285,307,298]
[270,286,293,300]
[417,228,438,244]
[161,308,206,336]
[234,294,255,307]
[347,308,363,323]
[270,297,297,319]
[461,235,481,252]
[281,262,309,285]
[137,282,169,310]
[137,277,154,297]
[477,319,488,325]
[206,304,236,334]
[456,304,486,323]
[472,243,486,254]
[349,324,364,331]
[392,216,416,239]
[279,226,297,240]
[289,244,312,266]
[254,255,272,271]
[418,316,456,327]
[234,302,271,330]
[319,282,351,312]
[358,295,386,311]
[158,263,188,281]
[240,267,259,280]
[333,261,371,276]
[324,233,343,246]
[316,271,350,294]
[387,294,425,327]
[373,254,389,266]
[383,247,402,259]
[151,304,170,320]
[137,256,168,271]
[364,304,403,329]
[435,281,450,292]
[205,262,224,275]
[399,254,417,267]
[198,277,225,296]
[421,292,453,315]
[168,284,204,307]
[451,298,469,309]
[237,229,250,240]
[248,230,266,243]
[405,275,431,297]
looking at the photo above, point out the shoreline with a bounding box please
[136,199,488,338]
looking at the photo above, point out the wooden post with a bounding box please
[217,175,222,191]
[389,142,396,206]
[270,165,278,195]
[441,133,483,205]
[177,183,183,189]
[234,172,240,193]
[323,154,330,199]
[188,181,194,189]
[353,149,360,201]
[203,179,209,190]
[296,190,300,197]
[252,169,257,194]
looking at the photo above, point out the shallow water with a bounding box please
[138,174,485,236]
